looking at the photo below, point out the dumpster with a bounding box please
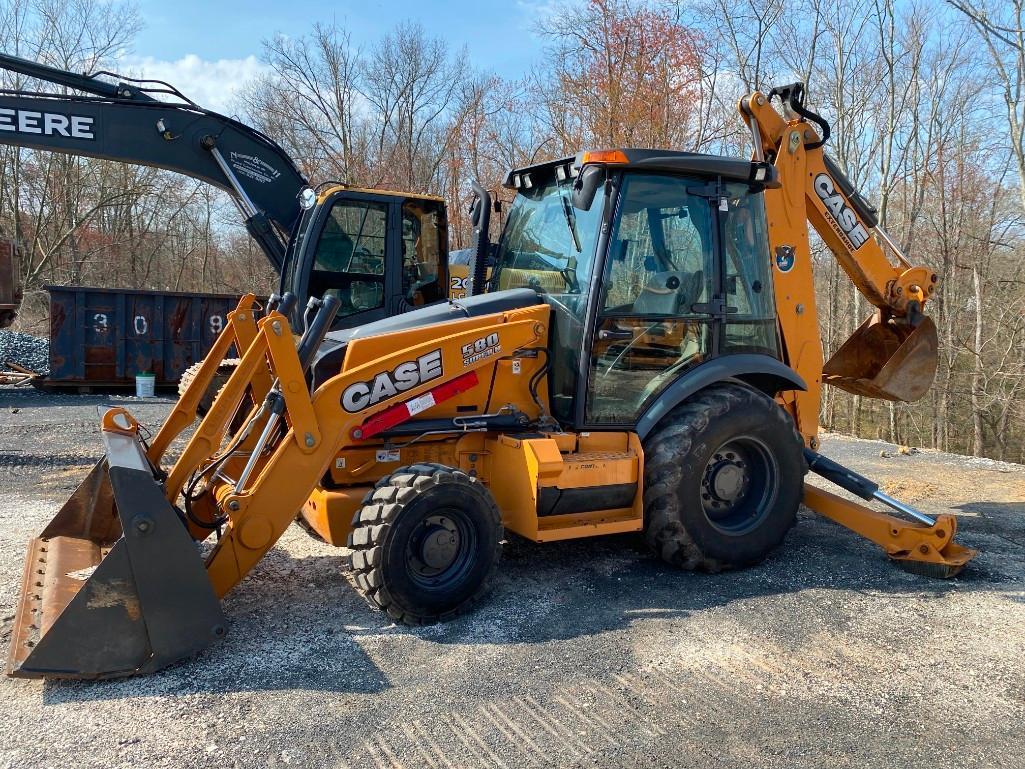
[45,286,250,388]
[0,239,20,329]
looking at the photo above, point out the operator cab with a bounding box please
[491,149,782,428]
[283,186,449,331]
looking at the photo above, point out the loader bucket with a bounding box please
[6,410,224,679]
[822,311,938,402]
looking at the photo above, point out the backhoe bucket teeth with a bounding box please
[822,312,938,402]
[6,421,224,679]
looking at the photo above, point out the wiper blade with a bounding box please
[560,194,581,253]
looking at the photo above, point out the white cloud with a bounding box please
[120,54,268,115]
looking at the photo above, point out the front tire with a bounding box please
[347,464,502,624]
[642,383,805,571]
[178,358,240,415]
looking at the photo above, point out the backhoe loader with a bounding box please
[6,83,975,679]
[0,52,461,340]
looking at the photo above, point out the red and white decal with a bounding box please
[351,371,479,440]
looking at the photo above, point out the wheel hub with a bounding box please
[702,452,749,508]
[697,437,779,535]
[410,514,462,576]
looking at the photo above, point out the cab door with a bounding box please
[294,189,401,330]
[583,174,781,426]
[392,197,449,314]
[584,173,721,425]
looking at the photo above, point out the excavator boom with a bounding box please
[0,52,307,270]
[739,83,969,577]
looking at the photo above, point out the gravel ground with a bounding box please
[0,330,49,375]
[0,388,1023,769]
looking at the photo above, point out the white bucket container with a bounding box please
[135,372,155,398]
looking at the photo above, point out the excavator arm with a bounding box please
[0,52,308,270]
[741,83,939,408]
[739,84,968,578]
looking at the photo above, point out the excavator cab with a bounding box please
[281,187,449,331]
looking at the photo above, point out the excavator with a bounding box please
[0,53,469,350]
[6,82,976,679]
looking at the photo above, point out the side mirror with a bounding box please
[572,165,604,211]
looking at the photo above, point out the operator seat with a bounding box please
[632,270,704,315]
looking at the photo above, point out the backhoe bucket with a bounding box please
[822,312,938,402]
[6,417,224,679]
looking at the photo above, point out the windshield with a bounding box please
[492,173,603,295]
[492,169,604,423]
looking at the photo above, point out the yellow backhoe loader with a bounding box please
[6,84,975,679]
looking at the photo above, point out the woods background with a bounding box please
[1,0,1023,461]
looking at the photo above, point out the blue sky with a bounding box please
[126,0,550,111]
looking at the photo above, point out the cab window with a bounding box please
[721,185,778,356]
[492,172,604,422]
[401,199,446,306]
[587,174,716,423]
[311,199,387,317]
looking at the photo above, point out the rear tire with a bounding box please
[642,383,805,571]
[347,464,502,624]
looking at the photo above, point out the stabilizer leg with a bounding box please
[802,449,976,578]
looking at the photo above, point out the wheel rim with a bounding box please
[699,436,779,535]
[405,508,477,590]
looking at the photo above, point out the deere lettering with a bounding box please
[341,349,443,413]
[814,174,869,249]
[0,108,95,140]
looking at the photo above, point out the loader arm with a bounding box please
[0,52,307,270]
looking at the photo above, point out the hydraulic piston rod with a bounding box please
[803,448,935,525]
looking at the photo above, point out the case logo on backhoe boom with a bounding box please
[341,349,444,413]
[814,174,870,250]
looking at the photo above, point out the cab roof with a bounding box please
[317,183,445,204]
[503,148,777,190]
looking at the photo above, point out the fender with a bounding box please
[634,354,806,439]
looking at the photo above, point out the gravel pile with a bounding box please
[0,330,49,375]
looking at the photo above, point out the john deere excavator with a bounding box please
[6,83,975,679]
[0,53,461,341]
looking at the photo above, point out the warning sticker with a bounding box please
[406,391,436,417]
[376,449,400,463]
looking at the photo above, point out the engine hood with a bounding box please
[311,288,544,388]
